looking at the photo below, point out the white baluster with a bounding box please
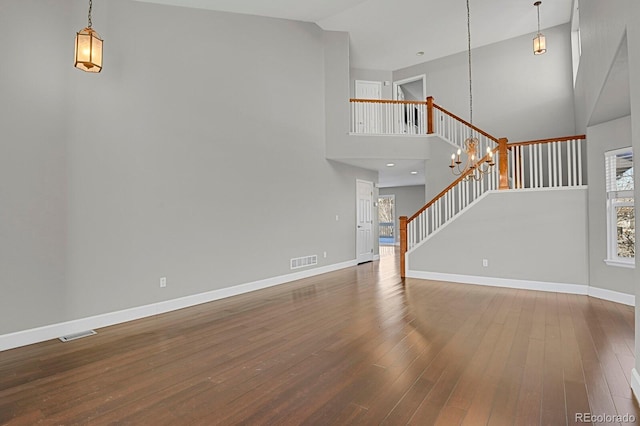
[528,145,533,189]
[577,139,583,185]
[557,141,563,187]
[567,139,573,186]
[572,139,578,186]
[547,143,552,187]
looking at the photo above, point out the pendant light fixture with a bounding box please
[74,0,103,72]
[533,1,546,55]
[449,0,495,181]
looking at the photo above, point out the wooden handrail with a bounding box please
[432,103,499,143]
[401,146,497,278]
[408,148,498,223]
[498,138,509,190]
[427,96,434,134]
[507,134,586,147]
[349,98,428,105]
[400,216,407,278]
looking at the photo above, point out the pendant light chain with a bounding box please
[449,0,495,180]
[537,2,541,33]
[466,0,473,128]
[88,0,93,28]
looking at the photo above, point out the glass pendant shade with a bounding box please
[533,1,546,55]
[75,27,103,72]
[533,33,546,55]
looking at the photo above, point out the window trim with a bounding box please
[604,147,635,268]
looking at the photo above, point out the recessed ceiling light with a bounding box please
[416,51,424,56]
[386,163,395,167]
[410,171,418,175]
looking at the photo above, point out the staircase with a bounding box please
[356,97,589,277]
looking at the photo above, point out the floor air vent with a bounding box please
[290,255,318,270]
[59,330,97,342]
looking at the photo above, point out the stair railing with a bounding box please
[431,98,500,158]
[400,134,587,277]
[399,141,504,277]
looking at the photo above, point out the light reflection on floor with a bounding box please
[379,244,398,258]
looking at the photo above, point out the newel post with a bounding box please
[498,137,509,190]
[426,96,434,134]
[400,216,408,278]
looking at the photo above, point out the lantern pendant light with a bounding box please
[533,1,546,55]
[75,0,103,72]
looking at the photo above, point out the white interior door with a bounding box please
[354,80,382,133]
[356,180,374,264]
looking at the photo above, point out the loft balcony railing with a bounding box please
[349,96,498,163]
[350,99,428,135]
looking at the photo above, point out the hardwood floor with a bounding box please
[1,248,638,425]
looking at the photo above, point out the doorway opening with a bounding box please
[392,75,426,134]
[378,195,395,245]
[393,74,426,102]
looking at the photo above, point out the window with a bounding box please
[571,2,582,86]
[605,148,635,268]
[378,195,395,245]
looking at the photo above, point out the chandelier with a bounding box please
[450,139,495,178]
[74,0,103,73]
[449,0,495,181]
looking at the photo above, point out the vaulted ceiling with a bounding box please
[135,0,574,71]
[134,0,576,187]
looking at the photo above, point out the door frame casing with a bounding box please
[392,74,427,101]
[356,179,375,264]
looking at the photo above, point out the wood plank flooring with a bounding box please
[1,248,638,425]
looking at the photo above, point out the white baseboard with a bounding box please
[373,254,381,261]
[632,368,640,404]
[406,270,635,306]
[588,286,635,306]
[0,259,357,352]
[406,270,588,295]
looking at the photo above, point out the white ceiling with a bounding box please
[335,158,427,188]
[136,0,575,187]
[136,0,574,71]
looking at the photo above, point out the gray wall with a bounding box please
[394,24,576,142]
[408,189,589,286]
[379,185,425,244]
[631,0,640,376]
[0,0,376,335]
[574,1,629,132]
[424,138,461,201]
[0,1,71,333]
[586,116,635,295]
[573,0,640,374]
